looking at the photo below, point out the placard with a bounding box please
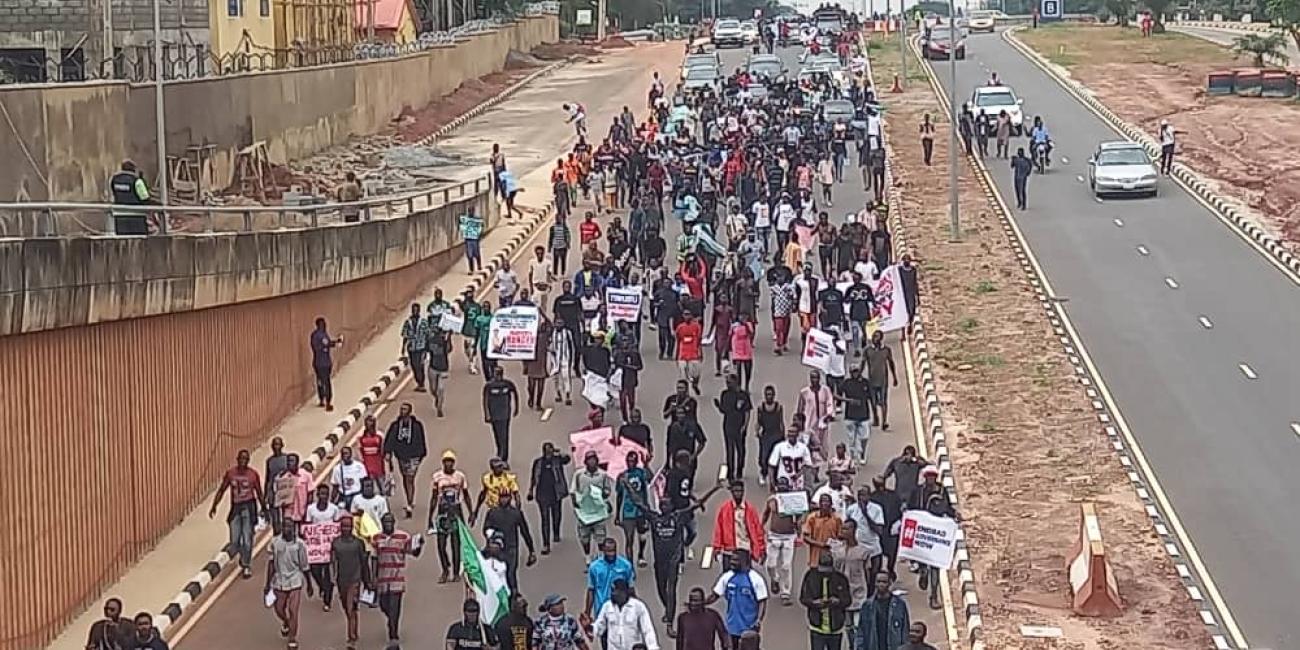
[897,510,959,570]
[800,328,835,373]
[775,491,809,516]
[487,305,540,360]
[606,286,642,322]
[576,8,592,25]
[273,474,298,508]
[439,312,464,333]
[301,521,340,565]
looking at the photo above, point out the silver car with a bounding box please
[747,54,784,80]
[822,99,855,125]
[1088,142,1159,197]
[682,65,720,91]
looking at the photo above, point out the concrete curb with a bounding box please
[1175,20,1276,33]
[153,205,554,637]
[860,31,985,650]
[908,31,1241,650]
[415,57,572,147]
[1002,26,1300,279]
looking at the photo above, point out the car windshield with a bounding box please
[1097,148,1150,165]
[824,101,853,113]
[749,61,782,77]
[931,27,957,39]
[976,90,1016,107]
[717,20,740,29]
[971,10,994,18]
[686,67,717,80]
[686,55,715,66]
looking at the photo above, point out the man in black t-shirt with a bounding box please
[482,366,519,463]
[649,507,689,629]
[844,273,875,357]
[447,599,499,650]
[494,594,534,650]
[662,380,699,424]
[839,366,872,465]
[617,409,652,456]
[817,284,846,331]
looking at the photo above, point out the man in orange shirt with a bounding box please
[675,312,704,396]
[801,493,842,567]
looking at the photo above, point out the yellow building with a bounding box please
[207,0,279,61]
[354,0,419,43]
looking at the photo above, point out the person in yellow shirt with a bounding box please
[471,457,520,524]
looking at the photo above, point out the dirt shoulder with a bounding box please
[866,37,1212,649]
[1017,24,1300,251]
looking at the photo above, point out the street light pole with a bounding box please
[947,0,959,240]
[152,0,169,205]
[898,7,906,88]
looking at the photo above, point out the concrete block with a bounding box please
[0,291,20,336]
[143,276,195,314]
[0,241,22,293]
[22,284,90,331]
[192,273,237,309]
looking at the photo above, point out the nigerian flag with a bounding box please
[458,518,511,623]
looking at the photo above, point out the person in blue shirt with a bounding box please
[1028,116,1051,169]
[616,452,652,568]
[499,168,523,219]
[583,538,635,628]
[706,549,769,645]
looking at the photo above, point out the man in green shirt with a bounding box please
[472,300,495,382]
[570,451,614,562]
[458,290,484,376]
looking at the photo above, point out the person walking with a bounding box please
[461,208,485,273]
[266,520,312,649]
[528,442,571,554]
[430,451,471,583]
[707,550,769,646]
[372,512,421,643]
[526,322,552,412]
[761,476,799,605]
[535,593,590,650]
[331,515,372,649]
[1158,119,1183,175]
[482,489,537,592]
[899,622,939,650]
[715,374,754,481]
[592,579,658,650]
[208,449,263,579]
[616,451,652,568]
[1011,147,1032,210]
[675,311,704,396]
[124,613,169,650]
[674,587,729,649]
[401,303,429,392]
[869,476,904,581]
[857,573,910,650]
[447,599,499,650]
[800,553,851,650]
[995,111,1011,159]
[831,520,872,649]
[802,494,843,569]
[710,481,766,571]
[384,402,427,518]
[428,326,452,416]
[864,331,897,430]
[309,317,343,412]
[649,506,690,632]
[754,387,785,487]
[550,314,578,405]
[86,598,133,650]
[838,366,872,465]
[572,452,616,562]
[330,445,367,510]
[918,115,935,167]
[483,366,520,463]
[585,539,637,629]
[108,160,156,235]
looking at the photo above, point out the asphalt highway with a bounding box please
[169,41,949,649]
[929,27,1300,650]
[1169,24,1299,66]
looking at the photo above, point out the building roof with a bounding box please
[354,0,413,31]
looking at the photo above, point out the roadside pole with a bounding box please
[946,0,959,240]
[151,0,169,206]
[898,12,907,88]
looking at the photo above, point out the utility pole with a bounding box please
[898,7,906,87]
[597,0,607,40]
[101,0,114,77]
[947,0,959,240]
[152,0,169,205]
[367,0,376,41]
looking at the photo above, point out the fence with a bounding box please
[0,2,559,84]
[0,176,489,238]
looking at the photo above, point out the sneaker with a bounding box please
[241,567,253,579]
[414,386,426,393]
[758,475,766,486]
[687,548,695,561]
[403,505,413,519]
[638,558,648,568]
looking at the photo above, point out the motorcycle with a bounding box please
[1032,140,1051,174]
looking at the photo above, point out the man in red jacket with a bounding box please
[711,480,766,568]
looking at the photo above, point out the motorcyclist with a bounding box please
[1029,116,1052,168]
[987,71,1002,86]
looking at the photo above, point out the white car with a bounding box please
[740,21,760,44]
[712,19,745,48]
[968,10,997,32]
[970,85,1024,134]
[1089,142,1159,197]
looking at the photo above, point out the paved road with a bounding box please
[1169,24,1299,66]
[169,43,948,650]
[930,28,1300,650]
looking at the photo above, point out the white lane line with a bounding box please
[540,407,554,422]
[1164,277,1179,289]
[1094,196,1104,203]
[1239,364,1257,380]
[1137,245,1150,256]
[1113,218,1124,227]
[1061,156,1070,164]
[1076,175,1084,182]
[1198,316,1213,329]
[1290,423,1300,438]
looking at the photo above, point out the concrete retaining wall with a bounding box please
[0,14,558,202]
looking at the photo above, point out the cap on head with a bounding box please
[538,594,567,611]
[442,450,457,461]
[921,465,940,478]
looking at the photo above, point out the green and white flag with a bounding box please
[458,519,511,623]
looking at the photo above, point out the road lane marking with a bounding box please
[1198,316,1213,329]
[1137,245,1150,256]
[1290,423,1300,438]
[1076,175,1084,182]
[1061,156,1070,164]
[540,407,554,422]
[1164,277,1179,289]
[1239,364,1257,380]
[1113,218,1124,227]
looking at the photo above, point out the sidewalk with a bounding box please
[49,44,667,650]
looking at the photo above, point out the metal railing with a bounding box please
[0,176,489,238]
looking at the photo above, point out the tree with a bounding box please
[1232,31,1287,64]
[1105,0,1132,24]
[1142,0,1172,30]
[1266,0,1300,53]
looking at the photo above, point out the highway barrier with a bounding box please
[1069,503,1124,617]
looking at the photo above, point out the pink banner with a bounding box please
[569,427,649,478]
[301,521,340,565]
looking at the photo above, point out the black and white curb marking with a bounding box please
[1003,26,1300,283]
[908,34,1239,648]
[861,35,986,650]
[416,58,571,147]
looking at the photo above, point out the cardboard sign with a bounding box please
[301,521,340,565]
[801,328,836,373]
[273,474,298,508]
[897,510,959,570]
[605,286,642,323]
[439,312,464,333]
[487,305,540,360]
[775,491,809,516]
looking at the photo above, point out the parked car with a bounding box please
[1088,141,1159,197]
[683,65,721,90]
[968,10,997,32]
[681,52,721,79]
[747,53,785,80]
[970,85,1024,134]
[740,21,760,44]
[923,25,966,59]
[712,19,746,48]
[822,99,855,124]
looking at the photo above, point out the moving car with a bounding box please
[711,19,746,48]
[923,25,966,59]
[682,65,721,91]
[740,21,760,44]
[747,54,784,80]
[681,52,721,79]
[822,99,855,124]
[1088,141,1159,197]
[968,10,997,32]
[970,85,1024,134]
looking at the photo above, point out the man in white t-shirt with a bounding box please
[306,484,344,524]
[768,426,812,492]
[494,266,519,307]
[527,245,554,307]
[351,476,390,525]
[330,446,368,509]
[750,201,772,256]
[843,486,886,590]
[811,471,854,518]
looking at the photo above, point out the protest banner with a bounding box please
[301,521,340,564]
[487,305,540,360]
[897,510,959,570]
[570,427,648,478]
[606,286,642,322]
[775,491,809,516]
[870,265,911,333]
[439,312,465,334]
[273,474,297,508]
[800,328,835,373]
